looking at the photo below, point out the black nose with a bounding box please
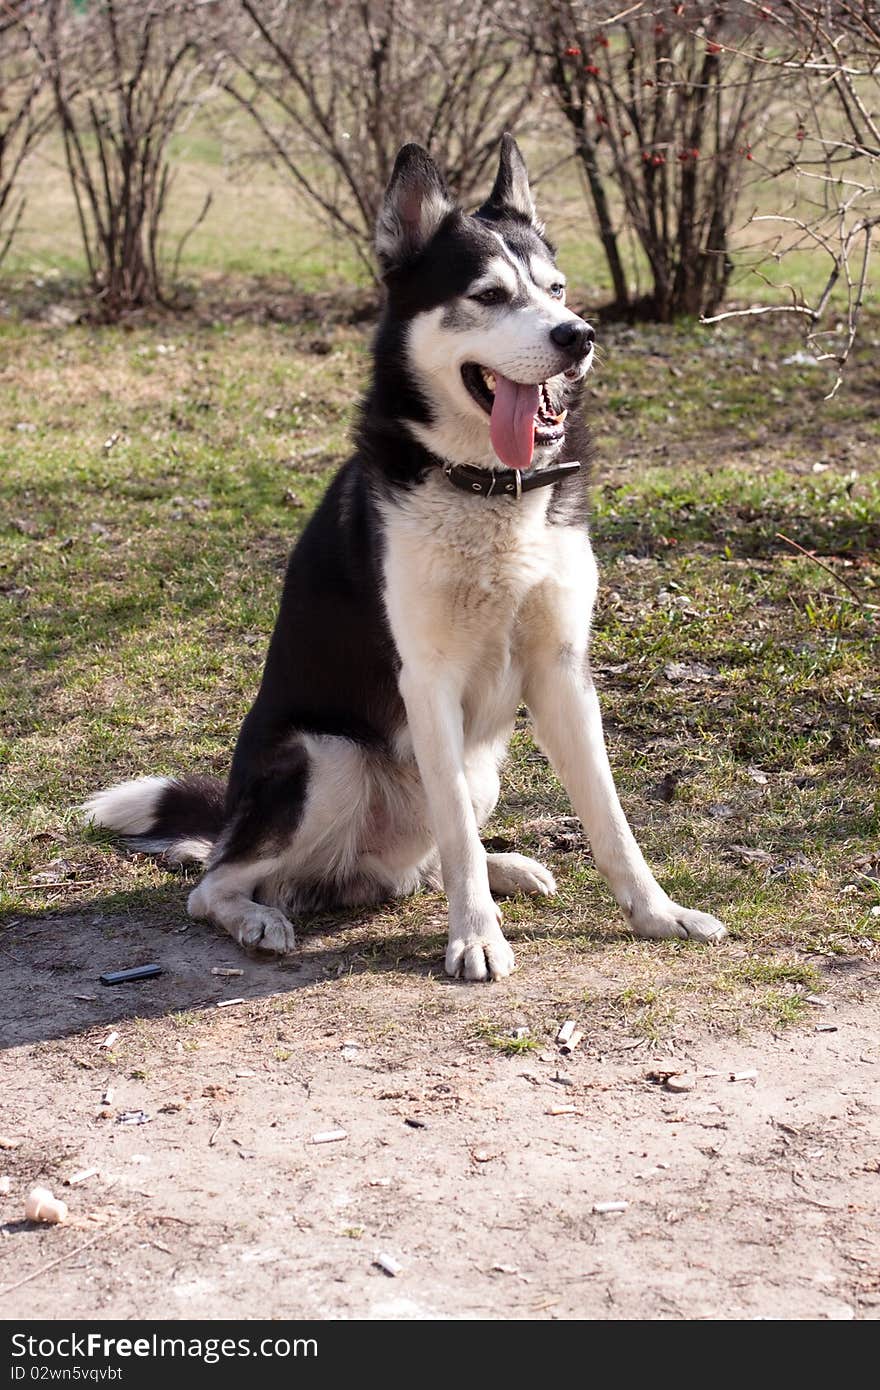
[550,320,596,357]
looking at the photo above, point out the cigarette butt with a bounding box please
[593,1200,628,1215]
[65,1167,100,1187]
[374,1252,403,1276]
[0,1137,20,1150]
[559,1029,583,1055]
[25,1186,68,1224]
[311,1129,348,1144]
[546,1105,578,1116]
[211,968,243,977]
[216,998,245,1008]
[729,1070,758,1082]
[101,1089,114,1105]
[99,1031,119,1050]
[556,1020,577,1045]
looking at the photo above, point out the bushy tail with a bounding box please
[81,774,226,866]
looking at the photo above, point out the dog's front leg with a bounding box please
[526,658,726,943]
[400,669,515,981]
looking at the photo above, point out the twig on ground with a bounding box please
[0,1227,116,1297]
[776,532,868,605]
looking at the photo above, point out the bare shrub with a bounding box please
[0,5,54,266]
[27,0,213,316]
[704,0,879,396]
[532,1,776,320]
[209,0,539,276]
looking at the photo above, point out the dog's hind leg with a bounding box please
[463,745,556,898]
[486,853,557,898]
[188,861,296,953]
[187,743,310,954]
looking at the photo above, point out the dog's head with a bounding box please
[375,134,594,472]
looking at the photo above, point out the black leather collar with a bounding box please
[442,459,581,499]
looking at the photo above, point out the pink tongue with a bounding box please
[490,373,540,471]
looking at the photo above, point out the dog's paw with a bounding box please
[446,904,515,982]
[629,899,726,944]
[187,886,297,955]
[237,905,297,954]
[486,852,557,898]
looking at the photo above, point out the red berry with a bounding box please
[706,41,722,54]
[565,46,581,57]
[584,63,600,75]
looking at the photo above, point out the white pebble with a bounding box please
[25,1186,68,1224]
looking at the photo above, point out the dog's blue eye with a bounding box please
[471,287,507,306]
[549,283,565,299]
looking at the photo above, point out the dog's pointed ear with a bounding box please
[478,133,542,231]
[375,144,455,272]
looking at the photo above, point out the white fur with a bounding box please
[160,836,213,866]
[377,471,726,978]
[406,296,591,471]
[471,255,522,299]
[529,252,564,296]
[378,477,564,979]
[81,776,172,835]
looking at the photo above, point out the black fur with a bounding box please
[154,775,226,839]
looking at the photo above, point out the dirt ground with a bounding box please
[1,906,878,1321]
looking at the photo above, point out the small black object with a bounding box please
[442,459,580,499]
[99,963,163,986]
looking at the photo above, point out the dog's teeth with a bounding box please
[483,370,496,392]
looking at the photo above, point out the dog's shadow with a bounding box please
[2,876,609,1051]
[0,883,419,1050]
[0,861,628,1045]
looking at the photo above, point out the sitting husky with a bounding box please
[84,136,725,980]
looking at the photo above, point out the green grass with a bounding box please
[0,253,877,1039]
[474,1022,541,1055]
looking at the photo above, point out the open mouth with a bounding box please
[461,363,568,471]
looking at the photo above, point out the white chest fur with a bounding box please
[379,474,598,748]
